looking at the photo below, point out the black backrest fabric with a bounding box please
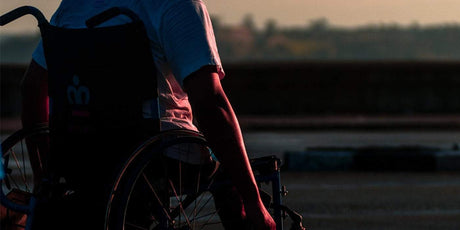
[40,16,160,179]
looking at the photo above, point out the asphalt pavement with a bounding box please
[281,172,460,230]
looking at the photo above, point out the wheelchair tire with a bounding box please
[105,129,223,230]
[1,124,49,195]
[1,124,49,229]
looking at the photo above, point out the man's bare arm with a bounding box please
[183,66,276,229]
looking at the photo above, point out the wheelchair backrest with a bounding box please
[41,8,160,137]
[39,8,161,177]
[1,5,162,188]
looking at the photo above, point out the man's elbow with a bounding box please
[184,67,226,109]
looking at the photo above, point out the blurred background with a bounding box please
[1,1,460,229]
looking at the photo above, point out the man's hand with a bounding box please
[246,200,278,230]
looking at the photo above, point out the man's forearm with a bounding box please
[184,70,262,206]
[192,91,261,203]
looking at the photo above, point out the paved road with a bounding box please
[243,130,460,229]
[281,172,460,230]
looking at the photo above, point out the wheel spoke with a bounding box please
[193,193,215,221]
[125,222,149,230]
[198,209,221,230]
[7,172,21,189]
[191,176,216,219]
[168,177,192,228]
[179,161,182,227]
[10,148,31,192]
[3,151,13,189]
[21,140,27,189]
[141,173,173,223]
[193,168,200,229]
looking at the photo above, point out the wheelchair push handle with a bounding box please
[0,6,48,27]
[86,7,141,28]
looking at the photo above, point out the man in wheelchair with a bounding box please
[20,0,276,229]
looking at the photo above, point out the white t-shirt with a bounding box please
[33,0,225,132]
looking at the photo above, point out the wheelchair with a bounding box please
[0,6,305,230]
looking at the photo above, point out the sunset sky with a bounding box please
[1,0,460,33]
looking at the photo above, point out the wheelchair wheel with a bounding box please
[1,124,49,195]
[1,124,49,229]
[105,130,223,230]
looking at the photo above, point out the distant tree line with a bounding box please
[211,15,460,62]
[2,15,460,64]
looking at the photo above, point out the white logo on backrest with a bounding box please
[67,75,90,105]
